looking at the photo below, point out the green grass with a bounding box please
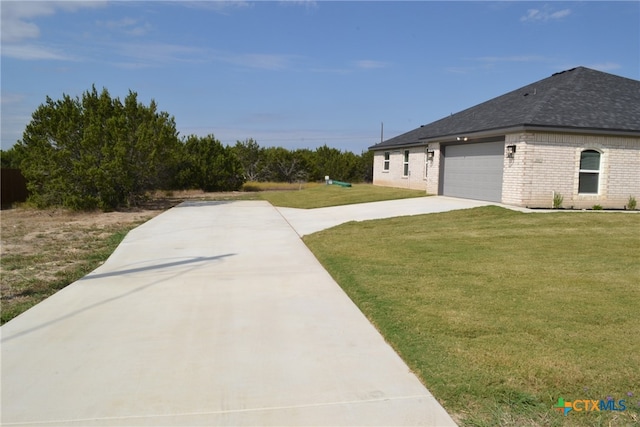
[303,207,640,426]
[259,183,427,208]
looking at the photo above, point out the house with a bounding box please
[369,67,640,209]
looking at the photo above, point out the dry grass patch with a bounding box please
[0,208,160,324]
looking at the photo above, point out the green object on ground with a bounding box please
[330,180,352,187]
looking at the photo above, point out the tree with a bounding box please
[313,144,359,182]
[358,150,374,183]
[179,135,244,191]
[0,146,25,169]
[233,139,266,182]
[100,92,182,204]
[263,146,308,183]
[288,148,316,181]
[236,144,371,183]
[16,86,181,210]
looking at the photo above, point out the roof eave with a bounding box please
[516,124,640,138]
[369,124,640,150]
[419,124,640,142]
[368,140,424,151]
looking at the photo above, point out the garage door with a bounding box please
[441,141,504,202]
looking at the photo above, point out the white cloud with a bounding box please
[521,9,540,22]
[521,7,571,22]
[1,1,106,43]
[1,18,41,43]
[1,1,106,62]
[1,2,49,43]
[550,9,571,20]
[1,44,77,61]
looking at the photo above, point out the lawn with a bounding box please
[259,183,427,208]
[303,207,640,426]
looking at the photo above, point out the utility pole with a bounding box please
[380,122,384,143]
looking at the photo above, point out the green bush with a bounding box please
[178,135,245,192]
[17,86,181,211]
[552,192,563,209]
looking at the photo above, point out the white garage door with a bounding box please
[442,141,504,202]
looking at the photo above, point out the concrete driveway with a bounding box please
[1,200,458,426]
[278,196,494,236]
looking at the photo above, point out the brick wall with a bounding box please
[504,132,640,209]
[373,132,639,209]
[372,148,427,191]
[425,142,441,195]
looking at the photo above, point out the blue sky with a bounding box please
[2,1,639,152]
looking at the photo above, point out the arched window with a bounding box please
[578,150,601,194]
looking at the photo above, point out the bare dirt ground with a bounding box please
[1,209,158,260]
[0,190,251,323]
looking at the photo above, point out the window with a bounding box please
[383,151,390,171]
[578,150,601,194]
[403,150,410,176]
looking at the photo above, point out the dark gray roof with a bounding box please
[370,67,640,150]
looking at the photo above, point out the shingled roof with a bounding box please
[370,67,640,150]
